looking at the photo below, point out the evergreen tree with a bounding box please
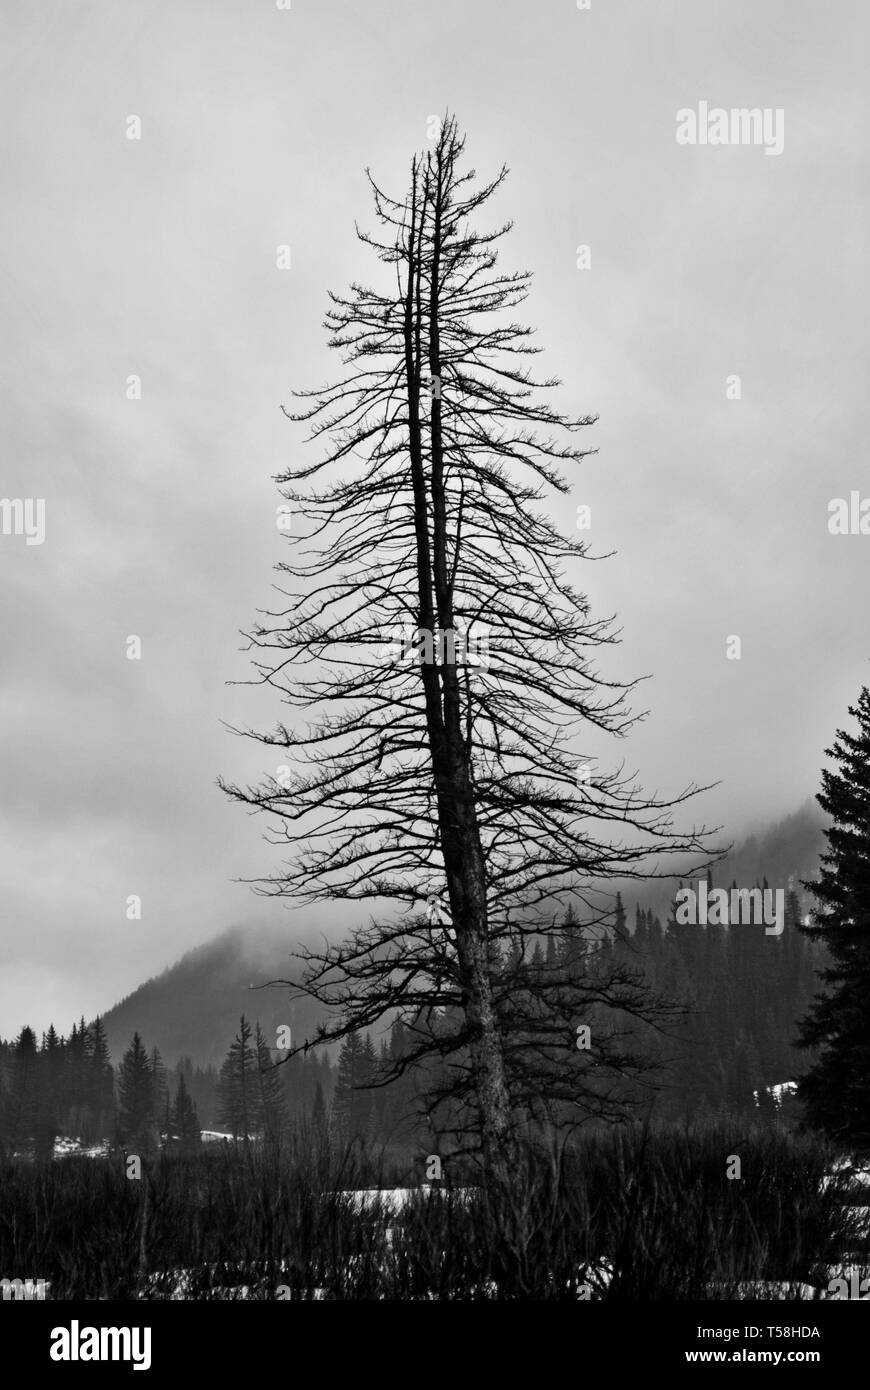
[559,902,587,981]
[311,1081,328,1136]
[43,1024,63,1133]
[169,1074,201,1152]
[379,1019,418,1147]
[118,1033,156,1150]
[254,1022,286,1143]
[64,1020,89,1135]
[85,1017,114,1140]
[149,1046,170,1139]
[332,1032,375,1141]
[217,1016,259,1145]
[613,891,627,938]
[798,683,870,1151]
[8,1026,41,1153]
[175,1058,218,1132]
[359,1034,378,1139]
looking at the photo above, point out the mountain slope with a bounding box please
[100,922,331,1068]
[597,797,828,924]
[98,802,828,1066]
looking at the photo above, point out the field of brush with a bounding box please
[2,1125,868,1300]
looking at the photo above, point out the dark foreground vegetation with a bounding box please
[2,1124,866,1300]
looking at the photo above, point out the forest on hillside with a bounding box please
[0,877,821,1158]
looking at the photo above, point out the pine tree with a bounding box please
[217,1016,259,1145]
[559,903,586,981]
[311,1081,327,1136]
[8,1027,41,1153]
[64,1020,89,1135]
[85,1018,114,1141]
[254,1023,286,1143]
[614,892,627,938]
[332,1032,375,1142]
[219,115,710,1180]
[358,1035,377,1139]
[118,1033,156,1151]
[169,1074,201,1153]
[379,1019,418,1147]
[174,1057,218,1133]
[149,1047,170,1140]
[798,683,870,1151]
[43,1024,63,1133]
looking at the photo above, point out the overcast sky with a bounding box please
[1,0,867,1036]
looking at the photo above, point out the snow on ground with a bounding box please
[336,1185,474,1214]
[142,1259,610,1302]
[820,1164,870,1198]
[826,1156,870,1182]
[52,1130,245,1153]
[752,1080,798,1107]
[30,1164,870,1300]
[577,1259,613,1296]
[52,1137,111,1159]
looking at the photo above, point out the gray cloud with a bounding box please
[1,0,867,1034]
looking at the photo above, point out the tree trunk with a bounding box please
[403,149,515,1184]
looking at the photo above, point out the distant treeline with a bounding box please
[608,877,820,1121]
[0,874,822,1155]
[0,1018,332,1155]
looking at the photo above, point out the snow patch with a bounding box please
[336,1185,474,1214]
[752,1080,798,1107]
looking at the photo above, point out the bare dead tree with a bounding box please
[221,115,714,1182]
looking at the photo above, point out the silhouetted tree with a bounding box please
[798,682,870,1152]
[86,1017,114,1138]
[254,1022,286,1144]
[169,1074,201,1153]
[221,114,711,1180]
[149,1046,170,1139]
[6,1027,42,1154]
[218,1016,258,1147]
[332,1032,376,1143]
[311,1080,328,1137]
[118,1033,156,1151]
